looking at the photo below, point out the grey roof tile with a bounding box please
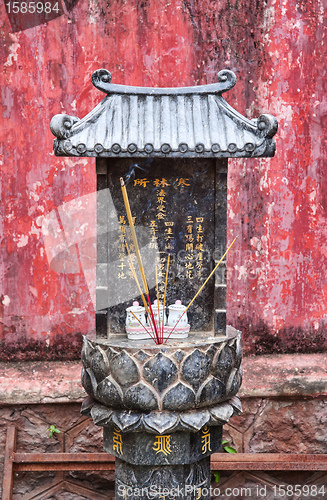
[50,69,278,158]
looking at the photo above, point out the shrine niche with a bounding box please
[50,68,277,499]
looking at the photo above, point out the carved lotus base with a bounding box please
[81,329,242,412]
[81,394,241,434]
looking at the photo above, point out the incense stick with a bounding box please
[155,265,161,336]
[161,254,170,343]
[126,249,157,340]
[120,178,149,294]
[125,241,150,315]
[164,236,238,343]
[120,177,160,343]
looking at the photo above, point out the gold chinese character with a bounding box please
[154,179,170,187]
[196,217,204,223]
[165,227,173,235]
[156,213,165,220]
[157,196,165,204]
[150,220,157,228]
[185,254,195,260]
[118,272,127,280]
[164,221,174,226]
[157,205,166,213]
[176,178,190,187]
[197,225,203,233]
[186,243,193,251]
[153,435,171,456]
[186,224,193,234]
[186,235,194,242]
[134,178,149,187]
[201,425,211,454]
[119,216,126,224]
[113,428,123,454]
[196,234,203,242]
[185,262,194,269]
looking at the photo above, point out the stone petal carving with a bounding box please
[105,346,119,363]
[82,396,241,433]
[89,345,110,383]
[111,410,142,432]
[96,376,123,407]
[229,395,242,414]
[111,351,140,388]
[124,382,159,411]
[90,404,114,426]
[226,366,242,396]
[81,336,94,368]
[198,376,225,406]
[162,382,196,411]
[143,353,178,393]
[173,349,185,362]
[143,412,179,434]
[205,344,218,360]
[179,409,211,431]
[80,395,94,416]
[81,331,242,411]
[211,345,233,382]
[209,403,234,423]
[181,349,211,391]
[81,367,97,398]
[143,468,179,489]
[134,350,150,363]
[186,462,208,487]
[235,336,243,367]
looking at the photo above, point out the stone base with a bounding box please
[115,456,211,500]
[103,423,221,499]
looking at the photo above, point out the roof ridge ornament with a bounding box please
[91,68,237,95]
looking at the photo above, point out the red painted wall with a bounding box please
[1,0,326,359]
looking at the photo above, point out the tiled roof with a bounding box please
[50,69,278,158]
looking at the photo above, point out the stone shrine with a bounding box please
[50,69,277,499]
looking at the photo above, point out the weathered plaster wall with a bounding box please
[1,0,327,359]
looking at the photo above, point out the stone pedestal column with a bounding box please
[81,330,242,499]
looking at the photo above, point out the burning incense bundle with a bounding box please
[120,177,160,343]
[120,177,237,345]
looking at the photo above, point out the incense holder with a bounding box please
[125,300,191,340]
[81,328,242,412]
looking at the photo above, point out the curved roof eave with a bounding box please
[50,69,278,159]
